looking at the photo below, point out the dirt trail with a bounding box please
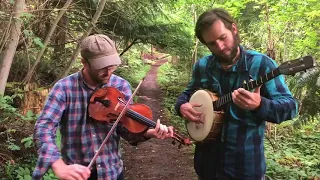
[121,60,197,180]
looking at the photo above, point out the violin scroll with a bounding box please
[171,132,193,148]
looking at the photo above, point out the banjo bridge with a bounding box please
[214,111,224,114]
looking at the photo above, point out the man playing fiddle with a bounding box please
[32,34,174,180]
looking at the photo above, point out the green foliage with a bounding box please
[287,67,320,126]
[0,95,39,179]
[2,154,58,180]
[21,136,33,149]
[157,62,191,133]
[2,154,35,180]
[0,95,17,114]
[265,123,320,179]
[0,101,61,179]
[32,37,45,49]
[0,94,38,122]
[56,129,61,150]
[20,110,37,121]
[158,62,190,97]
[43,170,59,180]
[115,47,151,88]
[15,167,32,180]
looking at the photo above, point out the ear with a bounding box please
[81,58,88,66]
[232,23,238,34]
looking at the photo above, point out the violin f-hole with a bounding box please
[94,98,111,107]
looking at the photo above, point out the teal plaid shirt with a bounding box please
[175,46,298,179]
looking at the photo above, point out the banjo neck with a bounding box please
[212,55,315,110]
[213,68,281,110]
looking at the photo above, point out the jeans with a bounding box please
[194,140,221,180]
[88,169,124,180]
[198,175,267,180]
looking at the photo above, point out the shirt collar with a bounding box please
[209,45,248,72]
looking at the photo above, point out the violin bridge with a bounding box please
[114,103,120,111]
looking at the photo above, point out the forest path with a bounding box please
[121,59,197,180]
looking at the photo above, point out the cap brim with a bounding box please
[89,53,121,70]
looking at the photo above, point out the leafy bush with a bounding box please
[157,62,191,133]
[116,47,151,88]
[265,123,320,179]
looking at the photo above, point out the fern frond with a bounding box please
[296,67,320,88]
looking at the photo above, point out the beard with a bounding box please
[88,69,109,85]
[215,32,240,65]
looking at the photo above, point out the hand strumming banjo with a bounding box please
[186,56,316,142]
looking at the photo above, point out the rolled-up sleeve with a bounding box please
[252,57,298,123]
[32,84,65,179]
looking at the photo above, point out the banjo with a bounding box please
[186,55,315,142]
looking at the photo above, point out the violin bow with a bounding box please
[87,78,144,169]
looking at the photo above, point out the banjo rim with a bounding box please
[186,89,216,141]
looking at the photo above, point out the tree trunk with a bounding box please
[0,0,25,95]
[0,1,13,52]
[190,4,198,82]
[22,0,73,84]
[151,44,153,56]
[265,4,276,60]
[21,83,50,115]
[53,0,109,85]
[265,4,276,133]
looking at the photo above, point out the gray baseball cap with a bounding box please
[80,34,121,69]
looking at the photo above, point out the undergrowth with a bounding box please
[116,48,151,88]
[265,122,320,180]
[157,62,191,135]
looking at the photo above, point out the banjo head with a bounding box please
[186,90,215,141]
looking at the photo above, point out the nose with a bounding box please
[99,69,112,78]
[103,70,112,78]
[216,40,225,52]
[107,69,113,76]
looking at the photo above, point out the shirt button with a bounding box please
[98,164,101,167]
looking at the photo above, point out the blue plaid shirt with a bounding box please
[33,71,149,180]
[175,46,298,179]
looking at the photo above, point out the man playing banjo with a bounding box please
[175,8,298,180]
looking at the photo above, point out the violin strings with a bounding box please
[126,109,156,127]
[126,109,185,143]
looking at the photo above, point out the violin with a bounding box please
[87,86,192,147]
